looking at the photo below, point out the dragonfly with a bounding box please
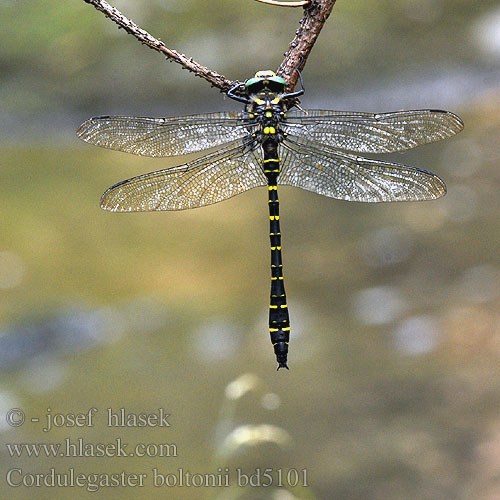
[77,70,463,370]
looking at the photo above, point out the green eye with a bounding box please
[245,77,262,88]
[245,75,287,92]
[269,76,287,86]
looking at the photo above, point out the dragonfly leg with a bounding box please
[227,83,251,104]
[283,63,305,100]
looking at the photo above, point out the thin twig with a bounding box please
[82,0,234,92]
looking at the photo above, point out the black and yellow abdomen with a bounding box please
[262,136,290,370]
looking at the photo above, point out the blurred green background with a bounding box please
[1,0,500,499]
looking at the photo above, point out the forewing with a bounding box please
[77,112,253,157]
[100,140,267,211]
[283,109,463,153]
[278,136,446,202]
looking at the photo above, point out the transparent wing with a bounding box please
[283,109,463,153]
[100,140,267,211]
[77,112,254,157]
[278,135,446,202]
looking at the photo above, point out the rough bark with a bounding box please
[277,0,337,91]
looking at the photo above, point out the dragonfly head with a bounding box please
[245,70,287,95]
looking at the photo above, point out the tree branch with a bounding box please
[82,0,337,96]
[277,0,337,91]
[82,0,234,92]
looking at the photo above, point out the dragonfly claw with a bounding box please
[276,358,289,370]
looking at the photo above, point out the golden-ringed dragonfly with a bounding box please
[77,70,464,370]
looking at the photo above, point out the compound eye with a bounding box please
[246,82,265,94]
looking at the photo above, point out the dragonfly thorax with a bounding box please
[247,94,285,117]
